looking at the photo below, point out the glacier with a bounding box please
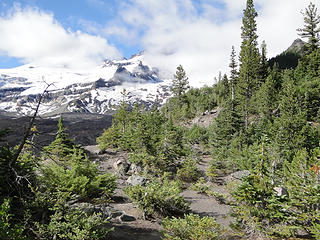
[0,53,173,116]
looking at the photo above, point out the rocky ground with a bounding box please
[84,145,247,240]
[0,113,113,148]
[185,107,222,128]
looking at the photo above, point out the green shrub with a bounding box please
[232,173,295,238]
[0,198,27,240]
[124,178,189,218]
[0,145,38,240]
[162,213,221,240]
[87,173,117,199]
[97,127,118,151]
[186,125,208,145]
[97,105,189,178]
[128,151,166,176]
[232,147,320,238]
[189,177,210,193]
[189,178,228,203]
[310,223,320,240]
[36,204,112,240]
[33,120,116,239]
[177,158,200,183]
[206,164,218,182]
[40,147,117,201]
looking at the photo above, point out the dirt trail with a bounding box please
[182,153,235,229]
[86,145,236,239]
[181,189,233,227]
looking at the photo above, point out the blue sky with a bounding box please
[0,0,310,83]
[0,0,137,67]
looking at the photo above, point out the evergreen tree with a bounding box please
[171,65,190,104]
[211,100,242,149]
[255,67,278,120]
[282,148,320,236]
[229,46,238,110]
[222,74,230,101]
[259,40,269,84]
[44,115,76,158]
[297,2,320,53]
[57,115,67,140]
[272,70,309,162]
[158,118,187,162]
[237,0,261,130]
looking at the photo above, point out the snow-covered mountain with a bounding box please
[0,53,173,116]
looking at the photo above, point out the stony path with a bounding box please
[182,153,235,229]
[86,145,237,239]
[108,221,162,240]
[181,190,233,228]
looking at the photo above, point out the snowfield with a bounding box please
[0,53,173,116]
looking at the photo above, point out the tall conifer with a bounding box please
[259,40,269,84]
[229,46,238,110]
[297,2,320,53]
[273,71,308,162]
[237,0,261,130]
[171,65,190,100]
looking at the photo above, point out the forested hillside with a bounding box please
[1,0,320,239]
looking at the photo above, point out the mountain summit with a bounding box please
[0,54,172,116]
[284,38,305,54]
[268,39,305,70]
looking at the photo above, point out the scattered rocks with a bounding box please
[104,148,118,155]
[85,143,236,238]
[127,175,147,186]
[84,145,102,155]
[230,170,250,180]
[69,202,133,221]
[69,202,111,219]
[120,214,136,222]
[127,163,143,175]
[295,227,309,238]
[105,207,123,218]
[113,159,130,176]
[273,186,288,197]
[188,107,221,128]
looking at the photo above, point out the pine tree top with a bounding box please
[241,0,258,42]
[297,2,320,52]
[229,46,238,78]
[171,65,190,97]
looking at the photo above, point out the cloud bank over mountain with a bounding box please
[110,0,307,85]
[0,0,313,84]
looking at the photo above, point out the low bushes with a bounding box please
[124,178,189,218]
[162,213,221,240]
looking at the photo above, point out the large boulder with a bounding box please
[126,175,147,186]
[230,170,250,180]
[120,214,136,222]
[113,159,130,176]
[84,145,102,155]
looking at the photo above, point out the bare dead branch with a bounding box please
[9,84,52,174]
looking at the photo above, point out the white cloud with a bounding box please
[0,6,122,69]
[113,0,315,86]
[256,0,309,58]
[117,0,242,86]
[0,0,315,81]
